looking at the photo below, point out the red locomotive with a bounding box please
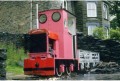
[24,9,79,76]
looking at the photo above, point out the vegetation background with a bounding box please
[0,1,30,75]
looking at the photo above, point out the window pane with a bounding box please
[103,4,108,19]
[87,2,97,17]
[52,12,61,22]
[62,0,67,10]
[39,14,47,24]
[88,25,97,35]
[24,33,47,53]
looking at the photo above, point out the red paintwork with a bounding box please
[24,58,55,76]
[29,52,56,58]
[60,64,65,72]
[28,29,48,34]
[48,31,58,40]
[70,64,74,71]
[29,29,58,40]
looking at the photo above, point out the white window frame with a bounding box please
[87,2,97,17]
[104,27,109,38]
[62,0,67,10]
[88,25,97,35]
[103,4,108,19]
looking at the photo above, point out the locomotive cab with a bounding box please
[24,29,58,76]
[24,29,58,58]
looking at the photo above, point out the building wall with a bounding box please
[101,2,110,38]
[101,1,110,27]
[74,1,110,36]
[74,1,83,32]
[74,1,103,34]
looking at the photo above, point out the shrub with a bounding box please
[110,28,120,41]
[0,42,27,74]
[93,27,105,39]
[93,27,120,42]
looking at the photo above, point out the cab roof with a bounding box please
[38,9,76,17]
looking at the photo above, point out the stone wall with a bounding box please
[0,1,31,34]
[77,33,120,64]
[74,1,83,32]
[0,32,24,49]
[0,49,7,80]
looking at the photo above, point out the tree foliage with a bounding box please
[110,28,120,41]
[109,1,120,28]
[93,27,120,42]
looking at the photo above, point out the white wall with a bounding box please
[77,49,100,69]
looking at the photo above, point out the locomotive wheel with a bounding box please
[66,67,71,76]
[55,68,63,77]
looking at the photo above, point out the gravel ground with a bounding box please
[6,72,120,80]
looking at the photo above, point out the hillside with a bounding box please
[0,1,31,34]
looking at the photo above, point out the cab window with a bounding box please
[52,12,61,22]
[39,14,47,24]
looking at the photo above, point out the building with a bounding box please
[74,1,110,38]
[32,1,110,37]
[77,49,100,70]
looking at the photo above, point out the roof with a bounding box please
[39,9,76,17]
[29,29,58,40]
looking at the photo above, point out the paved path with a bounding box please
[6,72,60,80]
[6,73,30,80]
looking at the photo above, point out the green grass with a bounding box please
[6,66,24,75]
[0,42,27,75]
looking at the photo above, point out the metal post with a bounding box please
[36,4,39,29]
[30,0,32,30]
[62,0,64,8]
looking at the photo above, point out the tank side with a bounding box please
[39,10,65,58]
[62,10,73,59]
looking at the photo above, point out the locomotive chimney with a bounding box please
[36,4,39,29]
[30,0,32,30]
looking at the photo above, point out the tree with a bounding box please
[109,1,120,28]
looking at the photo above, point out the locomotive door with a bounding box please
[67,13,76,58]
[48,38,56,58]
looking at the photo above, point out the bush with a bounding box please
[93,27,105,39]
[0,42,27,74]
[110,28,120,41]
[93,27,120,42]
